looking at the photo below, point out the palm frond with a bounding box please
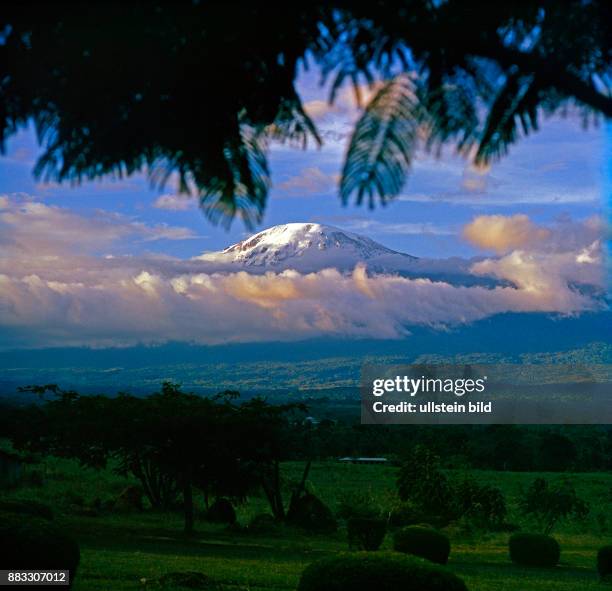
[340,73,421,207]
[266,98,321,149]
[198,126,271,230]
[422,72,480,157]
[475,71,539,164]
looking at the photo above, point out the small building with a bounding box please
[338,457,388,465]
[0,450,23,489]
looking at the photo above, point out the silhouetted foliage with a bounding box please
[7,383,307,534]
[0,499,54,520]
[337,489,382,520]
[519,478,589,534]
[508,532,560,568]
[597,546,612,581]
[396,445,508,529]
[453,478,507,530]
[347,517,387,550]
[1,2,609,225]
[206,498,236,524]
[248,513,280,534]
[0,511,80,588]
[286,493,337,533]
[537,433,577,471]
[297,553,468,591]
[397,446,451,519]
[388,501,423,529]
[393,526,451,565]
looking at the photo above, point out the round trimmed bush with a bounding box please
[206,498,236,524]
[0,499,54,520]
[287,494,337,533]
[0,512,80,587]
[508,533,560,567]
[393,526,451,565]
[347,517,386,551]
[597,545,612,580]
[297,552,468,591]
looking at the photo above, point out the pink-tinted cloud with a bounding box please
[463,214,551,253]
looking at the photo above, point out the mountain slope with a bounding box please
[197,222,416,271]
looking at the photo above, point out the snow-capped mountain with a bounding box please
[194,222,500,286]
[197,223,417,271]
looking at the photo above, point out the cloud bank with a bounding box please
[0,195,606,348]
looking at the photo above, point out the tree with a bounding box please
[537,432,577,472]
[7,383,307,534]
[0,2,609,226]
[520,478,589,534]
[397,445,452,518]
[397,444,507,529]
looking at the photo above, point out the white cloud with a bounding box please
[339,219,453,236]
[0,256,603,349]
[0,194,196,256]
[153,194,196,211]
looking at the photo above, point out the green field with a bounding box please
[4,457,612,590]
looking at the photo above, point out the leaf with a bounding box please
[266,97,321,149]
[199,125,271,230]
[341,73,421,207]
[475,71,540,164]
[423,73,481,156]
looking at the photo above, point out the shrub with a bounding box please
[597,546,612,580]
[25,469,45,487]
[388,502,448,529]
[0,511,80,587]
[508,533,560,567]
[159,571,219,589]
[397,446,451,519]
[297,552,468,591]
[388,501,421,528]
[347,517,386,551]
[337,490,381,520]
[287,493,337,533]
[0,499,54,520]
[453,479,507,530]
[520,478,588,534]
[206,498,236,524]
[248,513,279,534]
[64,491,85,507]
[113,485,143,511]
[393,526,451,565]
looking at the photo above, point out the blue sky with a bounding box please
[0,71,606,260]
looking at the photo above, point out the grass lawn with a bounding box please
[3,457,612,590]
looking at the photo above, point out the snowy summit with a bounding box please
[197,223,416,271]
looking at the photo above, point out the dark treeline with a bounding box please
[1,383,315,534]
[2,385,611,483]
[308,421,612,473]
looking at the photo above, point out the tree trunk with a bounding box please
[261,460,286,520]
[182,466,194,535]
[293,460,311,501]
